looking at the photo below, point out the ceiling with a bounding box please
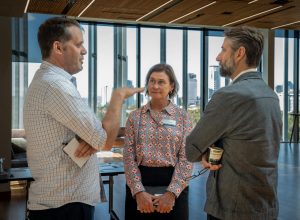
[6,0,300,30]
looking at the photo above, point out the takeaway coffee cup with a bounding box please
[208,146,223,165]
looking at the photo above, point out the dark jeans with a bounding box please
[125,165,189,220]
[28,202,94,220]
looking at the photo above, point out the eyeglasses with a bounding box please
[185,168,208,181]
[148,79,168,87]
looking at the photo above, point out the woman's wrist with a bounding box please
[166,191,176,199]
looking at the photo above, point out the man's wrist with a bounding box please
[112,89,125,100]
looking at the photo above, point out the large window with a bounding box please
[125,27,138,117]
[166,28,183,107]
[187,30,201,126]
[287,38,296,142]
[140,27,161,106]
[274,35,286,140]
[96,25,114,119]
[12,61,27,128]
[274,30,300,142]
[76,24,89,100]
[12,13,300,143]
[207,34,225,101]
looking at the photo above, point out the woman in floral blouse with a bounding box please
[123,63,193,220]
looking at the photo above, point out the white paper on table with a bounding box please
[63,137,90,168]
[96,151,123,158]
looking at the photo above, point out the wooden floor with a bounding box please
[1,143,300,220]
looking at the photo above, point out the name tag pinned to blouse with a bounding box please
[162,119,176,127]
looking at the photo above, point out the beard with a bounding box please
[219,57,236,78]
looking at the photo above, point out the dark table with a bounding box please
[0,161,124,220]
[99,162,124,220]
[289,112,300,144]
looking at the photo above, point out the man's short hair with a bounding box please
[38,17,81,59]
[224,26,264,67]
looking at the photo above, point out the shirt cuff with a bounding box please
[131,184,145,197]
[167,184,183,198]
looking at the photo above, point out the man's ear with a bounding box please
[235,46,246,62]
[52,41,63,55]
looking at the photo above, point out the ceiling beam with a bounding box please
[0,0,28,17]
[62,0,77,14]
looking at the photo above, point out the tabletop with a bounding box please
[0,162,124,183]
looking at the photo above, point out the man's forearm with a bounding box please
[101,90,124,150]
[186,135,204,162]
[101,87,144,150]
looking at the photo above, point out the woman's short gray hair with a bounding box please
[145,63,179,99]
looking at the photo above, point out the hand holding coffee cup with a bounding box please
[200,145,223,171]
[208,145,224,165]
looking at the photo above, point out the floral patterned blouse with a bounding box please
[124,102,193,197]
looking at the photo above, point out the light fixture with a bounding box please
[248,0,259,4]
[223,5,282,27]
[271,20,300,30]
[24,0,30,13]
[136,0,174,22]
[168,1,216,23]
[78,0,95,17]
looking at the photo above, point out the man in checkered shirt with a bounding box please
[23,17,143,220]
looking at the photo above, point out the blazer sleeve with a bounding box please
[185,90,233,162]
[167,111,193,197]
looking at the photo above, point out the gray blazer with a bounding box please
[186,72,282,220]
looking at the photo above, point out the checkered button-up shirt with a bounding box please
[124,102,193,197]
[23,61,107,210]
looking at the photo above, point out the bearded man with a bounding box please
[185,26,282,220]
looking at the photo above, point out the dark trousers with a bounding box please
[28,202,94,220]
[207,214,221,220]
[125,165,189,220]
[207,214,277,220]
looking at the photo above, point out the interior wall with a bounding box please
[0,16,12,192]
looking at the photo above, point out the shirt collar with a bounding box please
[142,101,175,115]
[41,60,73,81]
[231,68,257,83]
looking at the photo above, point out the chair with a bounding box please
[289,112,300,145]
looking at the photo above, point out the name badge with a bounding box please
[162,119,176,126]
